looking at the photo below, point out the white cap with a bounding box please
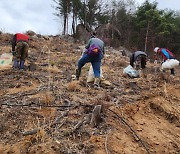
[154,47,159,53]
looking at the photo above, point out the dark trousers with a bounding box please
[171,69,175,75]
[14,41,29,61]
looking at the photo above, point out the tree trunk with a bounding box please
[72,13,75,35]
[63,15,67,35]
[66,14,69,35]
[145,21,150,52]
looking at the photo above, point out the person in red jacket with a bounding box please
[154,47,175,75]
[12,33,29,69]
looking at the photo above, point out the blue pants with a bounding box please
[78,53,103,78]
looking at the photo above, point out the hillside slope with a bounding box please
[0,33,179,154]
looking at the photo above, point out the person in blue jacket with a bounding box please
[75,32,105,87]
[154,47,175,75]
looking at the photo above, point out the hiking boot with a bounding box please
[171,69,175,76]
[75,68,81,80]
[13,59,19,69]
[20,60,25,69]
[94,77,100,88]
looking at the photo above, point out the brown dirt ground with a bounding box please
[0,33,179,154]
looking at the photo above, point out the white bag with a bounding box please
[161,59,179,70]
[123,65,139,78]
[0,53,13,67]
[87,65,103,83]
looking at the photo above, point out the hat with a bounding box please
[154,47,159,53]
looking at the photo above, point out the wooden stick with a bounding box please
[22,128,39,136]
[105,133,109,154]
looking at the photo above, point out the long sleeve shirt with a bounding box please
[12,33,29,51]
[85,37,105,54]
[158,48,174,61]
[130,51,147,67]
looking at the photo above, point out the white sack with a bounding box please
[123,65,139,78]
[0,53,13,67]
[161,59,179,70]
[87,65,103,83]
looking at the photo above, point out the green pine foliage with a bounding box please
[53,0,180,59]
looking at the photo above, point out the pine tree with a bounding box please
[53,0,71,35]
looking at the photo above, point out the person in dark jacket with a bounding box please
[12,33,29,69]
[75,32,105,87]
[154,47,175,75]
[130,51,147,70]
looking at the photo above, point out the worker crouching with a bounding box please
[75,32,105,88]
[12,33,29,70]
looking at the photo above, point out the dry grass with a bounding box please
[1,33,180,154]
[56,56,66,65]
[23,128,47,145]
[0,46,11,53]
[66,81,80,92]
[38,107,56,119]
[35,128,46,143]
[47,65,60,73]
[102,66,110,72]
[158,72,171,82]
[117,58,128,67]
[41,92,54,105]
[6,82,38,95]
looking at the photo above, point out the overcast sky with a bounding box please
[0,0,179,35]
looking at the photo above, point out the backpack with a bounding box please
[86,44,101,56]
[161,48,174,59]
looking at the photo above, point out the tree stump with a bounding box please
[90,105,102,127]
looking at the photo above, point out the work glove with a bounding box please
[154,60,157,64]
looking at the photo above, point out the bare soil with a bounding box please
[0,33,179,154]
